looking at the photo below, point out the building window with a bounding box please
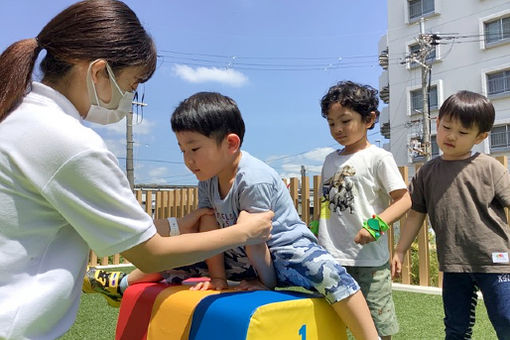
[411,86,438,113]
[490,125,510,149]
[485,16,510,45]
[487,70,510,97]
[409,0,435,20]
[409,43,436,67]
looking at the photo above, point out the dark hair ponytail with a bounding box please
[0,38,41,121]
[0,0,157,122]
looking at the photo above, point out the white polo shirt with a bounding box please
[0,82,156,339]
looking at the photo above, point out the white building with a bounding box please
[379,0,510,166]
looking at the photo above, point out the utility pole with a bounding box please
[406,18,439,161]
[126,110,134,190]
[126,99,147,190]
[419,18,432,161]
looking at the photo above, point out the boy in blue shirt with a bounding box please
[168,92,379,339]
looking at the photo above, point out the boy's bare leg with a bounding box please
[332,290,379,340]
[127,268,164,285]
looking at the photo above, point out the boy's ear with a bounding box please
[366,111,377,127]
[225,133,241,153]
[475,131,488,145]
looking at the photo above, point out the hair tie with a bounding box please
[34,37,43,53]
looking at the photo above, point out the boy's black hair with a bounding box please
[171,92,245,145]
[438,90,495,133]
[320,80,380,129]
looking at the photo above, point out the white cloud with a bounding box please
[172,64,248,87]
[266,146,335,179]
[302,147,335,162]
[92,117,155,136]
[149,166,169,178]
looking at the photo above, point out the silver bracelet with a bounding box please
[167,217,180,236]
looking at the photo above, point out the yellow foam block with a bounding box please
[246,297,347,340]
[147,286,224,339]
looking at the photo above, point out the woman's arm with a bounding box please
[121,210,273,273]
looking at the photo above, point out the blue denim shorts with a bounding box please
[443,272,510,340]
[271,237,360,304]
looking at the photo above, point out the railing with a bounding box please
[88,156,509,288]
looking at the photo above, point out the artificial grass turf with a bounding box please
[61,289,496,340]
[392,290,496,340]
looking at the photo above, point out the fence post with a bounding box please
[155,191,162,219]
[398,166,412,285]
[289,178,299,210]
[175,190,182,218]
[186,188,194,214]
[193,187,199,209]
[313,175,322,223]
[169,190,176,218]
[144,190,153,217]
[162,191,169,218]
[414,164,430,286]
[301,175,310,225]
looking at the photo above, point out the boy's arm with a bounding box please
[391,208,426,277]
[245,242,277,289]
[354,188,411,244]
[190,213,228,291]
[378,188,412,226]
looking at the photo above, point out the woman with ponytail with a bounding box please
[0,1,272,338]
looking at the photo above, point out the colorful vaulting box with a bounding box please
[116,282,347,340]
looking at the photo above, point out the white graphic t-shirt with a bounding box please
[318,145,406,267]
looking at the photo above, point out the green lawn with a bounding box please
[61,290,496,340]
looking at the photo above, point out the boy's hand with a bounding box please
[391,251,405,278]
[178,208,214,234]
[237,210,274,245]
[354,228,376,245]
[189,278,228,291]
[235,279,269,291]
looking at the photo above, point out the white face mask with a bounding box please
[84,60,135,125]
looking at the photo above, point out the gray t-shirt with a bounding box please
[198,151,316,248]
[410,153,510,273]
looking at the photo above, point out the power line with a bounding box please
[156,50,381,72]
[117,157,183,165]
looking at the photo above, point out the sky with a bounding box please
[1,1,388,185]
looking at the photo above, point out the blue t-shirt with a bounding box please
[198,151,315,247]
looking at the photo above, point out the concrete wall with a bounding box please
[381,0,510,165]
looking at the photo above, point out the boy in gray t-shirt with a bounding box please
[392,91,510,339]
[166,92,379,340]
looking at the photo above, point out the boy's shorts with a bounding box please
[160,246,257,283]
[271,237,359,304]
[160,236,360,305]
[345,262,399,337]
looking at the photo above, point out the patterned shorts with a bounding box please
[160,246,257,283]
[345,262,399,336]
[160,236,359,304]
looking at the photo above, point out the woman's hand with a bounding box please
[236,210,274,245]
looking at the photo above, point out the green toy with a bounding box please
[308,220,319,236]
[362,215,389,241]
